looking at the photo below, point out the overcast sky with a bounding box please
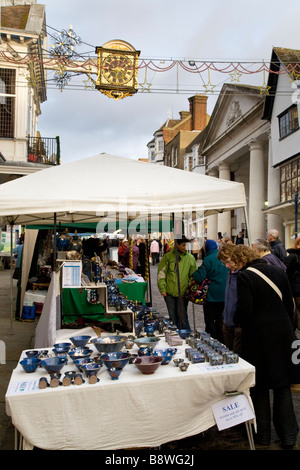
[37,0,300,164]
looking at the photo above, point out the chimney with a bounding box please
[179,111,190,121]
[188,94,208,131]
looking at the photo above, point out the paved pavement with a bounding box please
[1,263,300,451]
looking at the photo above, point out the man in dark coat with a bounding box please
[267,229,287,262]
[232,245,299,449]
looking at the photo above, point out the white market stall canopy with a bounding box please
[0,153,247,226]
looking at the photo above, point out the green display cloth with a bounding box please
[62,288,119,323]
[117,281,148,305]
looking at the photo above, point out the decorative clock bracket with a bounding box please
[95,40,140,100]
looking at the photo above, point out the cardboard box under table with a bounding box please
[6,335,256,450]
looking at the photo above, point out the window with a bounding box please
[158,139,164,152]
[280,156,300,202]
[278,105,299,140]
[0,68,16,138]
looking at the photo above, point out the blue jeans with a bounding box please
[164,295,190,330]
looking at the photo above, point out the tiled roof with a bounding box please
[262,47,300,120]
[1,5,31,30]
[273,47,300,65]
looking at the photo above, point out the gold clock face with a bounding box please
[102,54,134,85]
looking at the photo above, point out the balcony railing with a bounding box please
[27,136,60,165]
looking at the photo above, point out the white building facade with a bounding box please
[0,0,59,185]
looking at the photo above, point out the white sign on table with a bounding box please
[211,394,255,431]
[62,261,82,288]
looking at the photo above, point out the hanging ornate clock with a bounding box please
[95,40,140,100]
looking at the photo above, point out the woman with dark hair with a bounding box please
[232,245,299,449]
[193,239,228,342]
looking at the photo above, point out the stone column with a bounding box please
[206,168,218,241]
[266,132,283,239]
[248,140,266,241]
[218,162,232,239]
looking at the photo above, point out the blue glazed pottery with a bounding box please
[134,318,143,336]
[173,358,184,367]
[52,346,71,356]
[138,346,152,356]
[69,335,91,348]
[80,362,101,378]
[91,336,127,353]
[177,329,193,339]
[73,357,94,371]
[68,348,93,361]
[20,357,40,373]
[53,342,72,350]
[25,350,39,358]
[133,336,161,350]
[153,348,177,364]
[107,367,122,380]
[41,356,68,374]
[101,352,130,370]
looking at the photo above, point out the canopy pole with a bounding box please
[53,213,57,271]
[243,206,251,246]
[9,222,14,335]
[173,214,183,329]
[146,219,152,307]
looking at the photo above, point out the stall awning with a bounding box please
[0,153,247,227]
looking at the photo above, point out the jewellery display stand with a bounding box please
[61,282,133,332]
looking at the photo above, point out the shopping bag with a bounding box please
[184,278,210,304]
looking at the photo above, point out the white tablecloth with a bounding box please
[23,290,48,305]
[5,336,255,450]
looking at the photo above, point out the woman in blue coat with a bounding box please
[193,239,228,342]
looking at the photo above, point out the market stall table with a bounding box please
[6,336,255,451]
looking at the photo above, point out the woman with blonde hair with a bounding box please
[232,245,299,449]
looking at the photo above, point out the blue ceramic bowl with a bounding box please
[25,350,40,358]
[41,356,68,374]
[101,352,130,370]
[52,346,71,356]
[20,357,40,373]
[54,342,72,350]
[73,357,94,371]
[177,329,193,339]
[133,337,161,349]
[80,362,101,378]
[69,347,93,361]
[91,335,127,353]
[69,335,91,348]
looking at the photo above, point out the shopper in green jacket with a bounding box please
[157,236,197,329]
[193,239,229,342]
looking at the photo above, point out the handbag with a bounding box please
[184,277,210,304]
